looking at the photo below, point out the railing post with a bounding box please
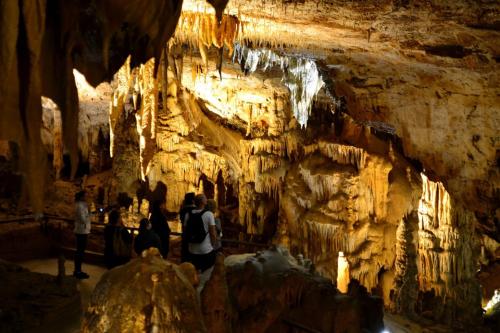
[57,254,66,285]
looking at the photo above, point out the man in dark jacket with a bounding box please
[179,192,196,262]
[134,218,161,255]
[149,201,170,258]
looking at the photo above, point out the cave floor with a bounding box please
[384,312,453,333]
[19,258,106,333]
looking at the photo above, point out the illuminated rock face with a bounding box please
[83,248,384,333]
[415,174,482,324]
[0,0,187,212]
[224,247,384,333]
[2,0,499,329]
[105,5,497,323]
[83,249,206,333]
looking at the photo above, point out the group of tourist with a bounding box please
[72,190,222,279]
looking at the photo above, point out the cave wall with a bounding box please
[1,0,498,329]
[0,0,185,212]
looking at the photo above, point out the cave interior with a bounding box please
[0,0,499,332]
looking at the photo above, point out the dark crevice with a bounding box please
[423,45,473,59]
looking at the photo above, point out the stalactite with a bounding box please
[174,12,240,56]
[318,142,366,169]
[109,57,132,158]
[254,174,282,199]
[232,43,324,128]
[135,59,159,180]
[298,163,344,202]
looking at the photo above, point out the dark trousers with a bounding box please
[159,235,169,258]
[74,234,88,273]
[181,237,190,263]
[189,251,216,272]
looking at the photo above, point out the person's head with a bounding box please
[75,191,86,202]
[194,194,207,208]
[206,199,217,213]
[108,210,121,225]
[139,218,151,232]
[183,192,195,206]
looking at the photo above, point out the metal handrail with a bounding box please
[0,214,268,249]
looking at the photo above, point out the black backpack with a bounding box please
[185,209,208,244]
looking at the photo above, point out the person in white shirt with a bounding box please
[183,194,217,272]
[73,191,91,279]
[206,199,222,251]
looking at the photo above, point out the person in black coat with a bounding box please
[179,192,196,262]
[149,201,170,258]
[104,210,132,269]
[134,218,161,256]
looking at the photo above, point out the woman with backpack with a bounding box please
[104,210,132,269]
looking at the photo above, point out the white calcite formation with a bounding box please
[233,43,324,128]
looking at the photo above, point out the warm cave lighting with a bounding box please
[337,251,350,293]
[484,290,500,312]
[73,69,101,98]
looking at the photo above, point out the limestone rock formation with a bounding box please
[83,248,206,333]
[224,247,385,333]
[84,247,385,333]
[0,0,199,212]
[1,0,499,331]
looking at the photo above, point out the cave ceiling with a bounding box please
[175,0,500,236]
[0,0,499,236]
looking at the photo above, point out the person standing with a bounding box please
[73,191,91,279]
[184,194,218,272]
[150,201,171,258]
[179,192,196,262]
[104,210,132,269]
[134,218,161,255]
[206,199,222,251]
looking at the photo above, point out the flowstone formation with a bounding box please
[415,174,482,324]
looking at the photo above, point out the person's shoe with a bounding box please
[73,271,90,279]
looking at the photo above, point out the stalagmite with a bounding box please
[337,252,350,293]
[392,213,419,316]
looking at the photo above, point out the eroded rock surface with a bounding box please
[83,248,206,333]
[224,247,385,333]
